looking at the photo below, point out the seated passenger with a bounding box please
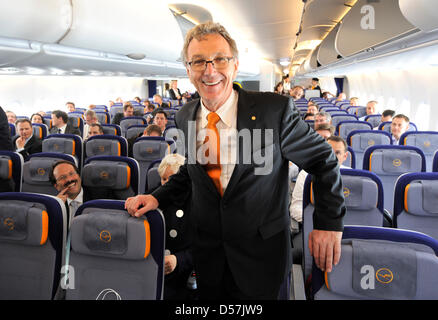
[87,123,104,139]
[359,100,378,121]
[314,123,335,139]
[30,113,44,124]
[111,102,134,125]
[390,114,410,145]
[289,135,348,230]
[157,153,195,300]
[6,110,17,124]
[153,94,170,109]
[314,111,332,127]
[128,124,162,157]
[13,119,42,160]
[50,160,118,228]
[66,102,76,113]
[306,104,318,116]
[153,110,169,133]
[83,110,100,140]
[50,110,81,135]
[381,109,395,123]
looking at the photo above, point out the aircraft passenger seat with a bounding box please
[0,151,24,192]
[363,145,425,213]
[42,134,83,170]
[22,153,78,196]
[312,225,438,300]
[393,172,438,239]
[65,200,165,300]
[400,131,438,171]
[82,156,140,200]
[84,135,128,159]
[132,137,171,194]
[302,169,388,280]
[0,192,67,299]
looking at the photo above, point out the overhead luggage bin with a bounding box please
[317,24,342,66]
[399,0,438,33]
[336,0,417,57]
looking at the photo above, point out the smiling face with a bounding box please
[53,163,81,198]
[185,33,239,111]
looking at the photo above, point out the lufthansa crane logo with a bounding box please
[100,171,109,179]
[368,139,375,146]
[343,187,350,198]
[3,217,14,231]
[376,268,394,284]
[37,168,46,175]
[393,159,402,167]
[146,148,153,154]
[99,230,112,243]
[98,145,105,152]
[424,141,431,148]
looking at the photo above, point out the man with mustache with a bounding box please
[49,161,117,228]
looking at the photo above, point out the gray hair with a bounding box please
[158,154,186,178]
[182,21,239,63]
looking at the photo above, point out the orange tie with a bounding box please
[204,112,222,196]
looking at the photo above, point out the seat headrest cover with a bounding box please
[82,161,130,189]
[23,158,56,183]
[371,150,422,175]
[0,157,12,180]
[133,141,169,160]
[405,180,438,215]
[342,176,378,210]
[43,138,75,156]
[70,208,150,260]
[86,140,121,157]
[404,134,438,155]
[0,200,48,246]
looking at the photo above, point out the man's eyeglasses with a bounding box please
[187,56,234,71]
[55,171,78,183]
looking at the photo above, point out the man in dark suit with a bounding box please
[50,110,81,135]
[125,22,345,299]
[13,119,42,160]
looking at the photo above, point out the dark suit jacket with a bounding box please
[152,84,345,298]
[0,107,13,151]
[50,124,81,136]
[168,88,182,101]
[13,135,42,160]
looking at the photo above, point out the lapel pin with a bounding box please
[251,116,256,120]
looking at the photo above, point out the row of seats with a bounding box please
[0,193,165,300]
[9,113,178,138]
[301,169,438,276]
[0,150,165,197]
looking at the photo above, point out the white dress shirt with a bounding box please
[57,124,67,134]
[289,165,349,223]
[196,90,238,193]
